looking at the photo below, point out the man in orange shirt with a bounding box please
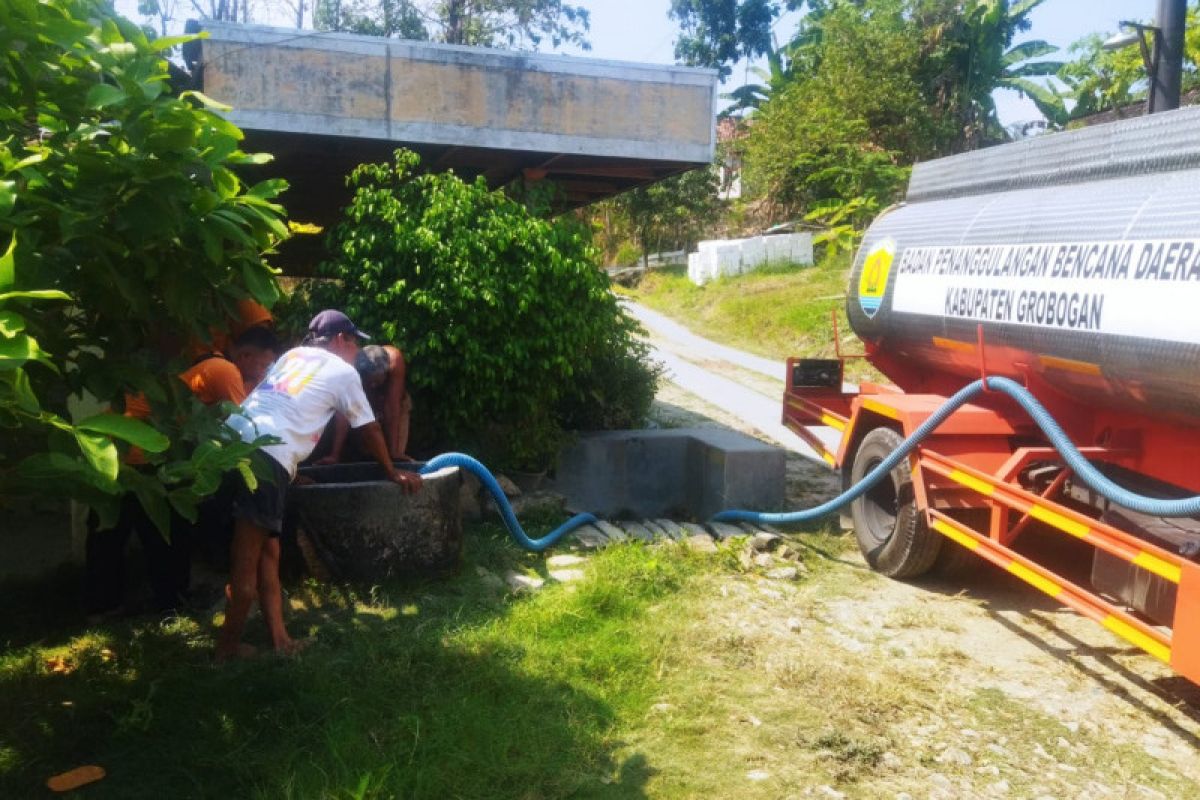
[180,352,247,406]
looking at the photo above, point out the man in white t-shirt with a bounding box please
[217,309,422,662]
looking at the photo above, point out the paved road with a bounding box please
[623,302,786,381]
[623,300,840,462]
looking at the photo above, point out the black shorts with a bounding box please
[230,451,290,535]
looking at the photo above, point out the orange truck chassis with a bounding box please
[783,358,1200,685]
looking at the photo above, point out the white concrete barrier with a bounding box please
[686,232,813,285]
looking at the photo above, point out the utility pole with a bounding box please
[1152,0,1187,112]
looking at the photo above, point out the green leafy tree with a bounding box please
[722,37,802,115]
[1057,4,1200,121]
[669,0,809,79]
[288,150,656,470]
[740,0,931,220]
[314,0,590,49]
[615,168,723,268]
[0,0,288,529]
[1056,33,1146,120]
[137,0,179,35]
[313,0,428,38]
[920,0,1065,147]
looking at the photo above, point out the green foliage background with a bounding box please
[284,150,659,470]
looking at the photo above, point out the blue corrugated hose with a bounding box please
[714,375,1200,526]
[420,452,598,552]
[423,377,1200,550]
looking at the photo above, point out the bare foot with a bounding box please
[214,643,259,664]
[272,637,312,658]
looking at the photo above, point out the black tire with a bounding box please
[930,509,988,579]
[850,427,942,578]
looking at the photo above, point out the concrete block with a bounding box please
[738,237,765,274]
[688,233,815,285]
[765,234,792,264]
[790,232,814,265]
[554,428,785,521]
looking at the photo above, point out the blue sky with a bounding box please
[115,0,1158,125]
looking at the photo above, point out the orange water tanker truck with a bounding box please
[776,7,1200,683]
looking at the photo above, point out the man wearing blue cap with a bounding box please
[217,309,422,661]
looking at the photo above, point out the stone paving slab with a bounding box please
[570,518,779,548]
[655,519,689,541]
[571,524,608,549]
[594,519,628,543]
[622,521,656,542]
[708,522,748,540]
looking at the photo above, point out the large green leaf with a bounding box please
[86,82,127,109]
[0,234,13,292]
[0,289,71,302]
[1007,61,1064,78]
[75,429,120,482]
[242,261,281,307]
[126,470,173,537]
[76,413,170,453]
[180,89,231,112]
[10,152,47,171]
[236,459,258,492]
[150,32,204,52]
[17,452,102,487]
[1003,40,1059,67]
[16,453,77,480]
[168,488,200,525]
[1,368,39,413]
[246,178,288,200]
[0,180,14,217]
[0,310,25,337]
[227,152,271,166]
[1003,76,1068,125]
[35,16,93,49]
[0,333,39,369]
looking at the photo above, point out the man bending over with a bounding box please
[218,310,422,661]
[321,343,412,463]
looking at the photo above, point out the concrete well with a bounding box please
[288,461,462,582]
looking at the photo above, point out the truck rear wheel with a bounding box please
[850,427,941,578]
[931,509,988,578]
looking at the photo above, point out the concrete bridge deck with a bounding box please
[196,23,717,267]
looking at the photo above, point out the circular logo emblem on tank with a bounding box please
[858,238,895,319]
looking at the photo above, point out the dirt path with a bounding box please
[632,308,1200,798]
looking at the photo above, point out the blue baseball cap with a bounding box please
[307,309,371,341]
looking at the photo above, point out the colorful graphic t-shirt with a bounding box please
[226,347,375,476]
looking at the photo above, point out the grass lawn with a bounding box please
[0,516,704,799]
[2,519,1193,799]
[617,254,880,382]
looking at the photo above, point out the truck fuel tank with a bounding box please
[847,106,1200,425]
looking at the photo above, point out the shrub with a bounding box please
[0,0,288,528]
[287,149,658,470]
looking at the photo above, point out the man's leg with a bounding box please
[84,502,133,617]
[215,518,267,661]
[256,537,298,653]
[136,507,191,613]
